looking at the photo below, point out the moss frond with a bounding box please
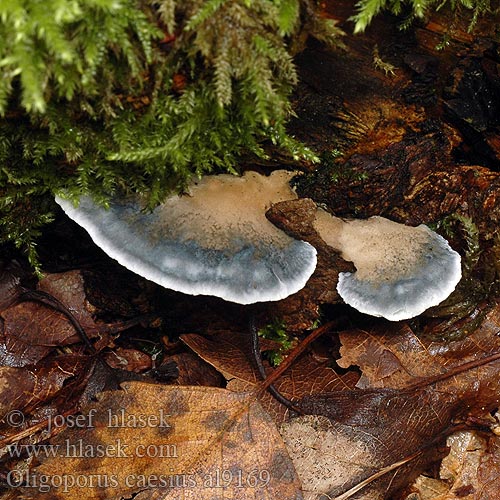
[351,0,498,33]
[0,0,343,266]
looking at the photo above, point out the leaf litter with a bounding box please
[3,19,500,496]
[2,257,500,500]
[2,229,500,500]
[14,383,303,500]
[4,282,500,499]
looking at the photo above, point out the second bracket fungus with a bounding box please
[56,171,317,305]
[313,209,462,321]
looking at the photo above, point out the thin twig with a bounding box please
[405,348,500,391]
[331,450,423,500]
[20,289,97,354]
[250,317,302,413]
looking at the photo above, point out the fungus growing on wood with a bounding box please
[56,171,317,305]
[313,209,462,321]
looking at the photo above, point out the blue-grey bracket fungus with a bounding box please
[313,209,462,321]
[55,171,317,305]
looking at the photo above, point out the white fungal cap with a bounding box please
[55,170,317,305]
[313,210,462,321]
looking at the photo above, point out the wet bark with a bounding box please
[262,3,500,329]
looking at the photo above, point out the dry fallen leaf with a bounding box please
[0,366,39,419]
[281,414,387,500]
[1,301,77,366]
[475,433,500,499]
[15,382,303,500]
[103,347,152,373]
[407,429,500,500]
[437,431,486,499]
[181,330,358,422]
[278,305,500,500]
[294,388,454,500]
[0,355,89,425]
[0,271,104,366]
[337,304,500,412]
[0,270,151,367]
[166,351,224,387]
[181,331,279,385]
[37,271,101,338]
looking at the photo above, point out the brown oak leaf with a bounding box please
[16,382,303,500]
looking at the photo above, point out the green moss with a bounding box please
[0,0,343,267]
[258,319,294,366]
[351,0,498,33]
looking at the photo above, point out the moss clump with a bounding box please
[258,319,294,366]
[351,0,498,33]
[0,0,343,269]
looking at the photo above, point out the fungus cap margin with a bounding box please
[55,171,317,305]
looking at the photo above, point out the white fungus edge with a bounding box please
[336,230,462,321]
[55,196,317,305]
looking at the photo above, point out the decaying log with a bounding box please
[267,2,500,328]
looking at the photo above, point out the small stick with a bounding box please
[19,289,97,355]
[250,318,302,413]
[405,347,500,391]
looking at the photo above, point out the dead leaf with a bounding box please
[476,433,500,499]
[294,388,454,500]
[338,304,500,396]
[15,382,303,500]
[181,331,260,383]
[409,476,450,500]
[166,352,224,387]
[0,366,37,420]
[0,260,23,311]
[0,355,88,424]
[0,271,100,366]
[1,301,80,366]
[182,331,358,423]
[439,431,485,499]
[37,271,100,338]
[408,429,500,500]
[282,305,500,499]
[0,270,145,367]
[281,414,384,500]
[0,354,95,462]
[104,347,152,372]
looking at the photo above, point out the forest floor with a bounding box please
[1,4,500,500]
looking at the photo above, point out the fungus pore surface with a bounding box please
[56,170,317,305]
